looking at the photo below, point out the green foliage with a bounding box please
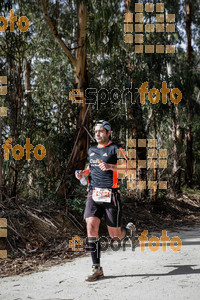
[0,0,200,206]
[69,184,88,214]
[182,185,200,195]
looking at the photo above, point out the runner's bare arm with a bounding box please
[99,161,134,172]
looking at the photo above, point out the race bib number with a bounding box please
[92,188,112,203]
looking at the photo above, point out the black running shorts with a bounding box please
[84,188,122,227]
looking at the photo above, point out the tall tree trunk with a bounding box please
[171,106,184,193]
[8,43,24,197]
[185,123,193,185]
[185,0,194,186]
[71,2,89,171]
[0,118,2,203]
[152,109,158,202]
[167,60,183,193]
[24,59,32,109]
[41,0,89,201]
[186,1,192,64]
[24,59,33,193]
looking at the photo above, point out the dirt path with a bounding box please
[1,225,200,300]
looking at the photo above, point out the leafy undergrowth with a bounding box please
[122,192,200,235]
[0,190,200,278]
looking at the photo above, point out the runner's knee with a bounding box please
[86,221,99,236]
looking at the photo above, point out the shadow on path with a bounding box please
[103,264,200,280]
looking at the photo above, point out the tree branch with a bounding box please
[41,0,77,67]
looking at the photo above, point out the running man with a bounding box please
[75,120,136,281]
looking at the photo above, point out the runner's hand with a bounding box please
[99,162,112,171]
[75,170,84,180]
